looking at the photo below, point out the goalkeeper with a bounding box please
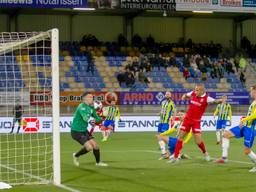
[71,92,108,167]
[156,111,192,161]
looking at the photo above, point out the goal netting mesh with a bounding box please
[0,30,60,186]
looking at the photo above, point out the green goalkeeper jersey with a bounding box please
[71,103,101,132]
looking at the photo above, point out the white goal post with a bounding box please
[0,29,60,187]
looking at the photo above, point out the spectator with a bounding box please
[234,55,240,72]
[240,71,246,85]
[126,71,135,87]
[183,68,190,80]
[145,61,152,72]
[168,54,176,67]
[201,66,207,81]
[86,52,94,74]
[216,63,224,79]
[117,34,128,46]
[132,34,143,47]
[117,69,126,86]
[225,59,235,74]
[239,56,247,72]
[146,34,155,47]
[211,64,218,79]
[188,66,196,78]
[183,54,190,68]
[138,70,150,84]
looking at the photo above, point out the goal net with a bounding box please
[0,29,60,186]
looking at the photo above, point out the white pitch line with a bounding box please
[0,164,80,192]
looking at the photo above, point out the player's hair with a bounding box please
[251,85,256,90]
[221,95,227,98]
[195,83,205,88]
[81,92,91,99]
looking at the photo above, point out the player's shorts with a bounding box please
[71,131,94,145]
[230,125,256,148]
[157,123,169,133]
[103,120,115,127]
[180,117,201,134]
[216,120,227,129]
[168,137,178,154]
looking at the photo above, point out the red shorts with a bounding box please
[180,117,201,134]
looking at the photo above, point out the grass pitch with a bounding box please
[7,132,256,192]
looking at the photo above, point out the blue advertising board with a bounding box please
[243,0,256,7]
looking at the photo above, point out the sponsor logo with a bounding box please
[118,120,159,128]
[22,117,40,133]
[191,100,202,106]
[156,92,165,102]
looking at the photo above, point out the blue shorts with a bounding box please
[216,120,227,129]
[230,126,256,148]
[103,120,115,127]
[157,123,169,133]
[168,137,178,155]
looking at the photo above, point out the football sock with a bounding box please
[198,141,206,154]
[93,149,100,163]
[75,147,89,157]
[158,140,166,155]
[216,130,221,142]
[222,137,230,158]
[174,139,183,158]
[248,151,256,164]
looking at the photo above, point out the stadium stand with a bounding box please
[4,41,250,93]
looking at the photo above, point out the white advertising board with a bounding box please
[0,116,243,133]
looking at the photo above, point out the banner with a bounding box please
[0,92,30,106]
[0,116,243,133]
[243,0,256,6]
[30,91,52,106]
[120,0,176,10]
[61,91,120,106]
[208,92,250,105]
[220,0,242,6]
[30,91,120,106]
[120,92,250,105]
[0,0,87,8]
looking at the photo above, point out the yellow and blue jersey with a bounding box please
[214,103,232,121]
[229,100,256,148]
[244,100,256,128]
[160,99,176,124]
[105,106,120,121]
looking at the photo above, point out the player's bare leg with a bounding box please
[215,130,234,163]
[194,133,210,161]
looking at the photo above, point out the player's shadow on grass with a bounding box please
[62,167,99,183]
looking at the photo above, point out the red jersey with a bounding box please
[185,91,215,121]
